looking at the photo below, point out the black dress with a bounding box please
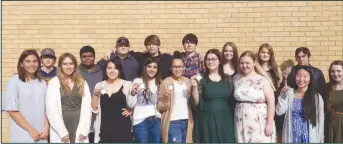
[99,86,133,143]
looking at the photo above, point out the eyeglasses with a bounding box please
[205,58,219,62]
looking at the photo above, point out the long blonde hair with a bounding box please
[57,53,85,96]
[239,51,276,91]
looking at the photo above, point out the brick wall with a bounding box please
[1,1,342,142]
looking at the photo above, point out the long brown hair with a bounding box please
[327,60,343,120]
[141,57,162,104]
[257,43,281,88]
[204,49,230,83]
[17,49,42,82]
[239,51,276,91]
[57,53,85,96]
[221,42,239,72]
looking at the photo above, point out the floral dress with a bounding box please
[233,74,276,143]
[292,97,309,143]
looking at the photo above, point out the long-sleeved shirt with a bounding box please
[129,78,161,125]
[79,64,103,96]
[181,52,204,79]
[130,51,172,79]
[40,66,57,84]
[97,53,139,81]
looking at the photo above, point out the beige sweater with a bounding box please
[157,76,194,143]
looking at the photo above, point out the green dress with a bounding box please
[328,89,343,142]
[192,77,236,143]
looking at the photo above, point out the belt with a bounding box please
[238,101,266,104]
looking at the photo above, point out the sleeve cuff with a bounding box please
[2,105,19,111]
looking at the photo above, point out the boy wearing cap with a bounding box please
[181,33,204,79]
[104,35,173,79]
[98,36,140,81]
[40,48,57,84]
[79,45,103,143]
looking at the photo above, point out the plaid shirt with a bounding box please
[181,52,203,78]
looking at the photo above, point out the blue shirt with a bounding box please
[2,74,47,143]
[97,53,139,81]
[40,66,57,83]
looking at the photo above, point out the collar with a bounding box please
[295,64,313,68]
[113,53,133,59]
[40,66,57,76]
[182,52,199,60]
[143,51,164,60]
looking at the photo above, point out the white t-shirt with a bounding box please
[170,81,189,121]
[131,78,161,125]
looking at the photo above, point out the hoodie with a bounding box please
[79,64,104,95]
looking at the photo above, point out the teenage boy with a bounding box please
[40,48,57,84]
[286,47,326,96]
[132,35,172,79]
[79,46,103,143]
[105,35,173,79]
[180,33,204,78]
[79,45,104,100]
[98,36,140,81]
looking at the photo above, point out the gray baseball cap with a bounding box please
[41,48,56,57]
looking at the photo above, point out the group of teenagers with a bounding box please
[2,33,343,143]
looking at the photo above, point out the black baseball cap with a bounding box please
[116,37,130,47]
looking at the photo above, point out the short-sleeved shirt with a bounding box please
[2,74,47,143]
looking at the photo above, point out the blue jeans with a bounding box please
[133,116,161,143]
[168,119,188,143]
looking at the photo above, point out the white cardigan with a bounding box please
[46,77,92,143]
[276,88,324,143]
[92,80,135,143]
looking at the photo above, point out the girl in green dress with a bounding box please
[191,49,236,143]
[327,60,343,142]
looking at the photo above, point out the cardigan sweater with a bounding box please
[276,88,324,143]
[46,77,92,143]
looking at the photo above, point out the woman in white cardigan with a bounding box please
[276,65,324,143]
[91,58,135,143]
[46,53,92,143]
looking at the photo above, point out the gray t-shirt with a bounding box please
[2,74,47,143]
